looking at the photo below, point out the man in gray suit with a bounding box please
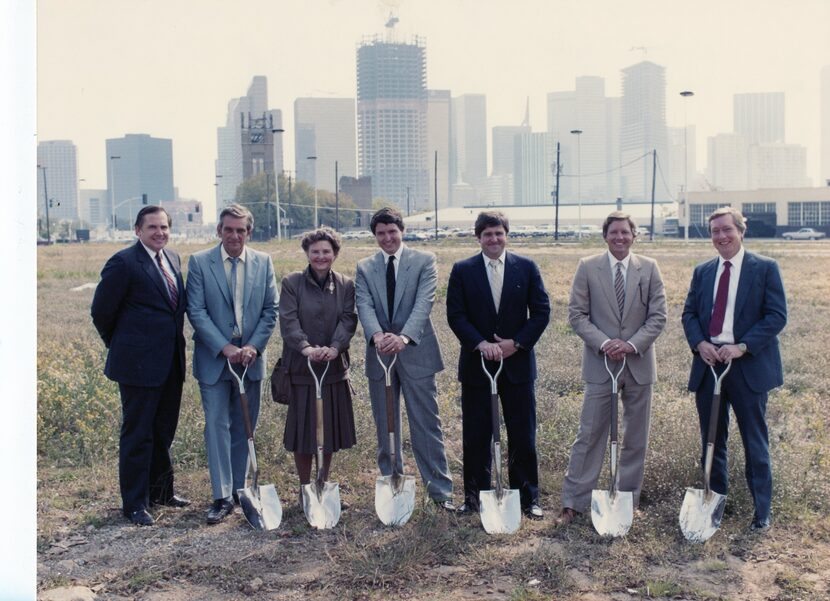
[355,207,455,510]
[186,204,278,524]
[557,211,667,525]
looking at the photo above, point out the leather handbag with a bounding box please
[270,357,291,405]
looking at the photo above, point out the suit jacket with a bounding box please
[446,251,550,384]
[682,250,787,394]
[355,246,444,381]
[91,241,187,387]
[279,268,357,384]
[186,244,278,384]
[568,252,667,386]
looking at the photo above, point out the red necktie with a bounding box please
[709,260,731,337]
[156,252,179,309]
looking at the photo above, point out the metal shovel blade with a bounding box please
[480,489,521,534]
[301,481,341,529]
[591,490,634,538]
[375,474,416,526]
[679,488,726,543]
[237,484,283,531]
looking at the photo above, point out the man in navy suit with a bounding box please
[447,211,550,517]
[92,206,190,526]
[682,207,787,532]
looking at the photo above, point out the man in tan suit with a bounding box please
[557,212,667,525]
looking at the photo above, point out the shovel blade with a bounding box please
[679,488,726,543]
[479,489,521,534]
[237,484,282,531]
[301,481,341,529]
[591,490,634,537]
[374,475,416,526]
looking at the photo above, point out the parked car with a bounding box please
[782,228,826,240]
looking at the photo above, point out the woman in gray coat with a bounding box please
[279,227,358,494]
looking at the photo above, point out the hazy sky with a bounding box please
[38,0,830,220]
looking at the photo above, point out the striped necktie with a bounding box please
[489,259,503,312]
[614,262,625,318]
[155,252,178,309]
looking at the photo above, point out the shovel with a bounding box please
[591,354,633,537]
[227,358,283,531]
[679,360,732,543]
[301,357,341,529]
[374,349,416,526]
[479,353,522,535]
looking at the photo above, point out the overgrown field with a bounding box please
[38,238,830,600]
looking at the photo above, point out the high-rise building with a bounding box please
[707,133,749,191]
[106,134,174,229]
[427,90,451,208]
[78,189,109,228]
[668,125,697,197]
[356,32,428,206]
[514,132,555,206]
[36,140,79,223]
[294,97,357,194]
[821,66,830,185]
[215,76,284,220]
[620,61,668,201]
[734,92,785,145]
[748,144,809,189]
[451,94,487,192]
[492,125,530,176]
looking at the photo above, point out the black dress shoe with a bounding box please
[750,517,771,532]
[206,499,235,525]
[456,502,478,515]
[523,503,544,520]
[434,499,457,512]
[152,494,191,508]
[129,508,155,526]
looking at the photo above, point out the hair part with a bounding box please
[134,205,171,229]
[370,207,405,234]
[602,211,638,238]
[474,210,510,237]
[708,206,746,234]
[301,226,342,255]
[218,203,254,231]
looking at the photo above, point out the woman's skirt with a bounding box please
[283,379,357,454]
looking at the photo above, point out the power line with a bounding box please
[558,151,652,178]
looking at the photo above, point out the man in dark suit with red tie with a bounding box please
[682,207,787,532]
[447,210,550,518]
[92,206,190,526]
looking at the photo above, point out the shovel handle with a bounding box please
[702,362,731,493]
[227,359,255,440]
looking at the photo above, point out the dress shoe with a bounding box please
[232,492,240,505]
[555,507,579,526]
[129,508,154,526]
[523,503,544,520]
[152,494,191,508]
[750,517,771,532]
[206,498,235,525]
[434,499,457,512]
[456,502,478,515]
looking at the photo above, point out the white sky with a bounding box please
[37,0,830,219]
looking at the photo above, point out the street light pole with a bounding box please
[37,165,52,244]
[570,129,583,239]
[307,155,318,228]
[272,128,285,240]
[680,90,694,242]
[109,155,121,234]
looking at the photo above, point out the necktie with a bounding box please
[614,262,625,318]
[709,260,732,337]
[386,255,396,323]
[229,257,242,337]
[489,259,503,312]
[155,252,178,309]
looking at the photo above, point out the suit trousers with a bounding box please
[200,372,262,500]
[368,369,453,501]
[118,357,183,515]
[695,367,772,522]
[561,369,651,512]
[461,380,539,509]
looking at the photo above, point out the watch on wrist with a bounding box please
[400,334,410,346]
[737,343,747,353]
[514,341,523,350]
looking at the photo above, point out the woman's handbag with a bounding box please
[270,357,291,405]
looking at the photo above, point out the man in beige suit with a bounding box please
[557,212,667,525]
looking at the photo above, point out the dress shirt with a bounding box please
[381,245,404,279]
[710,246,745,345]
[481,250,506,310]
[600,251,638,355]
[221,245,247,338]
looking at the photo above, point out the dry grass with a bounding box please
[37,237,830,600]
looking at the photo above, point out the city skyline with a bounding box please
[37,0,830,221]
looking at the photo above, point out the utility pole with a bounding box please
[406,186,410,216]
[38,165,52,244]
[434,150,438,240]
[554,142,561,241]
[649,149,657,242]
[335,160,339,231]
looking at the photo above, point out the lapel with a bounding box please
[135,242,172,310]
[393,247,413,318]
[621,254,641,322]
[474,253,499,317]
[498,252,520,317]
[371,251,390,320]
[700,257,719,327]
[734,250,755,318]
[242,248,259,311]
[596,254,618,317]
[208,244,233,308]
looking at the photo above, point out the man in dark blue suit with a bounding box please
[447,211,550,517]
[91,206,190,526]
[682,207,787,532]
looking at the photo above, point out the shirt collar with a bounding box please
[382,244,404,264]
[718,246,744,270]
[221,244,247,263]
[607,250,631,270]
[141,242,164,260]
[481,250,507,266]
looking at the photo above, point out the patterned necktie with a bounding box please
[155,252,178,309]
[229,257,241,337]
[489,259,503,312]
[709,261,732,337]
[386,255,396,323]
[614,262,625,317]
